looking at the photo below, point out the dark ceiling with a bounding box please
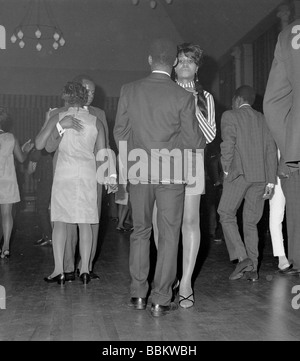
[0,0,283,71]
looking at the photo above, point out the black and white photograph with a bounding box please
[0,0,300,343]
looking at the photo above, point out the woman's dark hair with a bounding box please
[62,81,88,106]
[177,43,203,67]
[176,42,207,118]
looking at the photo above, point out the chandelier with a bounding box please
[132,0,173,10]
[10,0,65,52]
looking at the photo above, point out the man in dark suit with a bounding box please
[114,38,204,317]
[263,19,300,275]
[218,85,277,281]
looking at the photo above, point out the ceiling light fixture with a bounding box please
[10,0,65,52]
[131,0,173,9]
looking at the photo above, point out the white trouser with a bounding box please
[269,177,286,257]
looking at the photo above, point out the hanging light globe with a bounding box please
[17,29,24,39]
[11,34,17,43]
[35,28,42,38]
[150,0,157,9]
[19,40,25,48]
[59,37,65,46]
[53,32,60,41]
[53,41,59,50]
[36,42,42,51]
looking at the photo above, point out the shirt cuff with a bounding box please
[56,122,65,137]
[267,183,274,188]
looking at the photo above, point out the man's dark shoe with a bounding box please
[40,239,52,247]
[244,270,259,282]
[34,238,45,246]
[65,272,75,282]
[279,266,300,275]
[128,297,147,310]
[35,238,52,246]
[150,302,178,317]
[229,258,253,280]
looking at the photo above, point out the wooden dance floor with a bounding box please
[0,201,300,342]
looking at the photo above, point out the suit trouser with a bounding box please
[129,182,185,306]
[269,177,286,257]
[63,224,78,273]
[281,170,300,269]
[218,176,265,269]
[36,180,52,241]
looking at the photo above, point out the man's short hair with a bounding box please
[234,85,256,105]
[149,38,177,67]
[0,106,12,131]
[72,74,94,85]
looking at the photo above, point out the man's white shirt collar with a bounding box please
[152,70,171,77]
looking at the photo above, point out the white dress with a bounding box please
[50,107,99,224]
[0,132,20,204]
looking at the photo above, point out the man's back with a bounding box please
[220,106,276,183]
[114,72,205,183]
[264,19,300,163]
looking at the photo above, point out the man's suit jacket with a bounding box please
[220,106,277,184]
[113,72,206,183]
[263,19,300,164]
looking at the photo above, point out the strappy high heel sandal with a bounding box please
[172,279,180,295]
[0,250,10,259]
[179,293,195,309]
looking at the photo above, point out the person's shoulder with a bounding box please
[122,78,142,88]
[251,107,264,117]
[119,77,150,96]
[119,81,132,94]
[5,132,15,140]
[173,83,195,100]
[89,105,105,117]
[48,105,68,116]
[128,77,148,87]
[282,19,300,34]
[221,109,234,118]
[279,19,300,43]
[203,90,212,97]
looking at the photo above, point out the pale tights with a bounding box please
[51,221,92,277]
[0,203,13,253]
